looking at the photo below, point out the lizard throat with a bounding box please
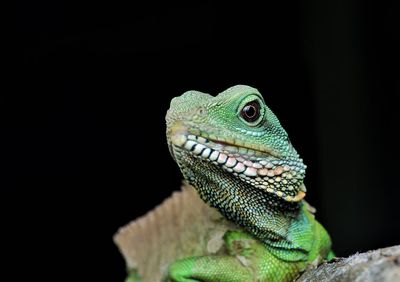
[170,128,307,202]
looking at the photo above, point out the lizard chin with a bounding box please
[169,125,307,203]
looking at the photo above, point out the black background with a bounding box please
[6,1,399,281]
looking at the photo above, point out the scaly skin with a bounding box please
[130,85,333,281]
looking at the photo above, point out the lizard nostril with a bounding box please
[197,107,206,117]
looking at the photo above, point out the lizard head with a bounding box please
[166,85,307,203]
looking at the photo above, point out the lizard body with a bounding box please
[121,85,333,281]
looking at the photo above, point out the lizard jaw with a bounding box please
[169,123,307,202]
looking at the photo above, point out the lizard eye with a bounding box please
[241,101,261,123]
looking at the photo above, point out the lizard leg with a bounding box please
[125,268,142,282]
[327,250,336,261]
[165,255,253,282]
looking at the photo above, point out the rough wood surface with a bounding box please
[297,245,400,282]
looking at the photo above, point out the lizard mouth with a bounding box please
[169,123,307,202]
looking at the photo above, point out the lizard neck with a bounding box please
[183,157,313,261]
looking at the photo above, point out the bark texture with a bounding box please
[297,245,400,282]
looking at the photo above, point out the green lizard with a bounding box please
[120,85,333,282]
